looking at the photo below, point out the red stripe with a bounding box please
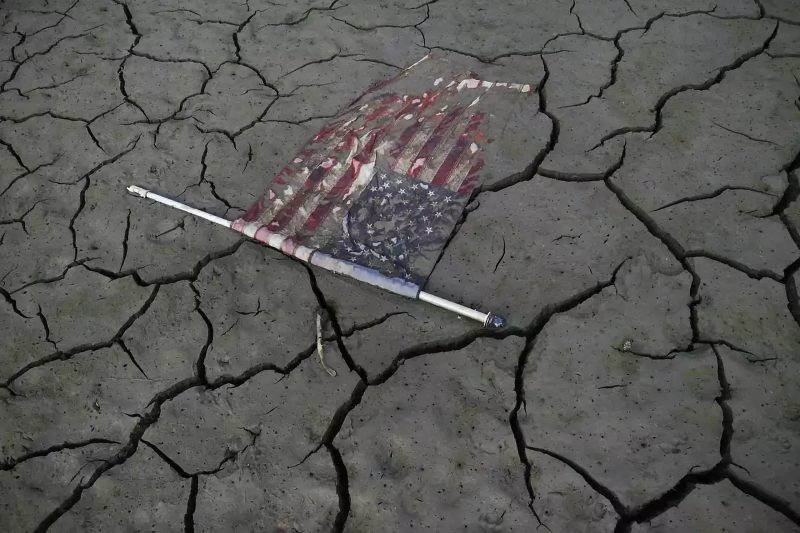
[389,92,442,159]
[263,97,404,234]
[312,118,347,143]
[430,112,485,187]
[406,106,465,178]
[457,159,484,196]
[241,196,265,222]
[293,98,418,238]
[296,127,387,239]
[266,155,340,232]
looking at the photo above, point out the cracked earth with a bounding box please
[1,0,799,531]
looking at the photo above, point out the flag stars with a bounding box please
[425,227,433,234]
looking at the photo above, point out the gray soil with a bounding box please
[1,0,799,531]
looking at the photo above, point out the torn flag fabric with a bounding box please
[231,55,534,298]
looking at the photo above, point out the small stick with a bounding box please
[316,312,337,377]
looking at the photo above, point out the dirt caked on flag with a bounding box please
[231,55,534,299]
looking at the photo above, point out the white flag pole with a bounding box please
[126,185,507,329]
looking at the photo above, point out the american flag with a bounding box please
[232,55,533,288]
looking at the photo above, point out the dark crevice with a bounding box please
[785,255,800,327]
[684,250,784,282]
[621,0,637,16]
[256,3,343,29]
[129,51,211,74]
[604,174,696,280]
[36,304,59,350]
[727,469,800,525]
[1,438,118,471]
[117,338,149,379]
[369,325,520,387]
[32,377,202,533]
[710,119,779,145]
[19,72,90,96]
[194,95,280,148]
[569,0,586,33]
[653,185,775,212]
[354,57,402,70]
[151,8,203,17]
[233,11,261,63]
[710,345,733,461]
[293,380,368,467]
[243,143,253,171]
[10,257,93,295]
[264,113,339,126]
[616,345,679,360]
[1,29,100,92]
[327,442,351,533]
[626,463,728,525]
[0,200,43,234]
[207,180,243,214]
[592,21,779,150]
[480,51,560,195]
[112,0,140,36]
[560,8,718,108]
[0,157,59,198]
[527,446,628,516]
[119,209,131,272]
[184,476,198,533]
[280,51,359,79]
[2,284,160,388]
[82,238,246,287]
[509,259,628,526]
[781,211,800,250]
[0,137,30,172]
[111,0,149,121]
[768,157,799,216]
[140,438,230,477]
[178,142,242,213]
[64,136,141,261]
[493,236,506,272]
[191,284,214,384]
[538,141,627,185]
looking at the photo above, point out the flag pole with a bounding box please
[125,185,507,329]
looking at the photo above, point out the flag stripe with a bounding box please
[416,110,473,184]
[457,159,485,195]
[406,106,466,178]
[430,112,485,187]
[266,156,339,232]
[266,97,408,234]
[297,127,387,238]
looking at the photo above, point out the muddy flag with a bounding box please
[230,55,535,300]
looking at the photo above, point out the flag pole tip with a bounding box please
[484,313,506,329]
[126,185,148,198]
